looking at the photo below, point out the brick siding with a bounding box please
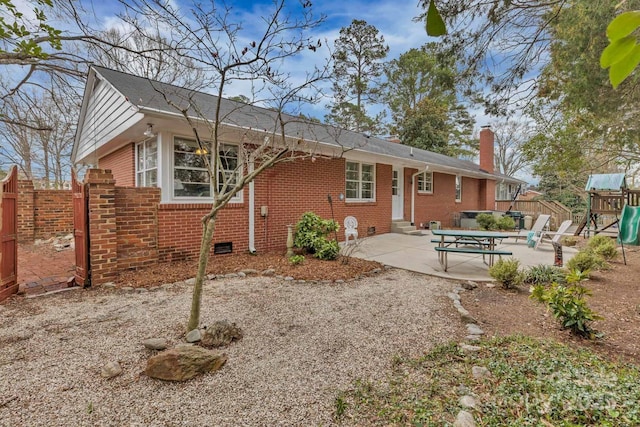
[115,187,160,270]
[99,144,135,187]
[17,180,73,242]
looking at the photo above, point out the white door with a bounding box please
[392,167,404,220]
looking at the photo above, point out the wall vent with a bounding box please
[214,242,233,254]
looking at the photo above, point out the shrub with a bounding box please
[315,239,340,261]
[587,235,618,260]
[489,258,524,289]
[565,249,607,273]
[561,236,578,247]
[525,265,566,285]
[530,270,602,339]
[496,215,515,230]
[476,213,498,230]
[289,255,305,265]
[294,212,339,260]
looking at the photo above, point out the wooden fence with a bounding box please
[495,199,573,231]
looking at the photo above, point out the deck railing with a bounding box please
[494,199,573,230]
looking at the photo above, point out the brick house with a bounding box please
[73,66,522,264]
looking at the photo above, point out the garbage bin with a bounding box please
[504,211,524,230]
[524,215,533,230]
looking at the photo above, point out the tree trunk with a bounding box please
[187,214,217,332]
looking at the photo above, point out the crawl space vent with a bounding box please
[214,242,233,254]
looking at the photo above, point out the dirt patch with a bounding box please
[460,243,640,364]
[117,252,383,287]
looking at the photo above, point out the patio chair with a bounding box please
[344,216,358,244]
[531,219,573,250]
[514,214,550,243]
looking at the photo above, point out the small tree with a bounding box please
[119,0,333,332]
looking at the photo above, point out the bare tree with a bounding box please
[118,0,332,331]
[491,120,534,177]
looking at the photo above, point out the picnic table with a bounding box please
[431,229,512,271]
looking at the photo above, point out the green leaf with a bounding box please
[610,44,640,88]
[425,0,446,37]
[607,11,640,41]
[601,36,636,68]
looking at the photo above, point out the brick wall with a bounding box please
[115,187,160,270]
[17,180,73,242]
[33,190,73,239]
[156,156,393,261]
[86,169,118,285]
[99,144,135,187]
[410,170,484,228]
[17,180,34,242]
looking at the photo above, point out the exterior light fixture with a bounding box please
[195,147,208,155]
[143,123,155,138]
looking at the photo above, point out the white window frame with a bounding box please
[455,175,462,202]
[172,136,243,203]
[135,138,158,187]
[417,171,433,194]
[345,161,376,202]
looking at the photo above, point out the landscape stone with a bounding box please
[136,288,148,293]
[185,329,202,343]
[143,338,168,350]
[459,344,481,352]
[121,286,134,292]
[472,366,491,379]
[262,269,276,276]
[201,321,244,348]
[459,395,478,409]
[284,276,294,281]
[102,283,116,289]
[335,279,344,283]
[463,281,479,290]
[145,346,227,381]
[225,273,238,278]
[485,283,496,288]
[453,410,476,427]
[466,324,484,335]
[207,274,216,280]
[371,268,382,274]
[447,292,461,301]
[240,269,258,275]
[236,271,246,277]
[184,278,196,285]
[465,335,481,342]
[100,361,122,379]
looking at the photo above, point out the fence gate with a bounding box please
[72,170,90,287]
[0,166,18,302]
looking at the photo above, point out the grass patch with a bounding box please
[335,336,640,426]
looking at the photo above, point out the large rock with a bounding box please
[145,345,227,381]
[201,321,244,348]
[101,361,123,379]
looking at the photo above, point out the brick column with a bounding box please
[85,169,117,285]
[479,126,496,210]
[17,180,35,242]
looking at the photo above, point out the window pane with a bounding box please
[346,188,358,199]
[175,152,207,168]
[362,182,373,199]
[146,169,157,187]
[136,171,143,187]
[137,144,144,170]
[361,164,373,181]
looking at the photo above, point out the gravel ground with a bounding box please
[0,269,464,426]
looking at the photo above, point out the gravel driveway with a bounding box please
[0,269,463,426]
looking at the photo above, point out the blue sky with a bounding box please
[81,0,494,125]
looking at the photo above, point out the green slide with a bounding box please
[618,205,640,246]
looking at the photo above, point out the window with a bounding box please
[497,183,518,201]
[346,161,375,201]
[392,170,398,196]
[136,139,157,187]
[455,175,462,202]
[173,137,240,200]
[417,171,433,193]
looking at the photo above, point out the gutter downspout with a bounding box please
[411,166,430,225]
[248,159,257,253]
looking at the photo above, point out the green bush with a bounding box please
[565,249,607,273]
[476,213,498,230]
[587,235,618,260]
[496,215,515,230]
[294,212,339,260]
[530,271,602,339]
[489,258,524,289]
[289,254,305,265]
[524,265,567,285]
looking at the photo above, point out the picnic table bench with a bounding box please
[431,229,512,272]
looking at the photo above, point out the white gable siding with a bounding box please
[75,77,144,164]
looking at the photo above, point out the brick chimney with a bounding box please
[479,126,494,174]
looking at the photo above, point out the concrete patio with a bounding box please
[347,230,579,282]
